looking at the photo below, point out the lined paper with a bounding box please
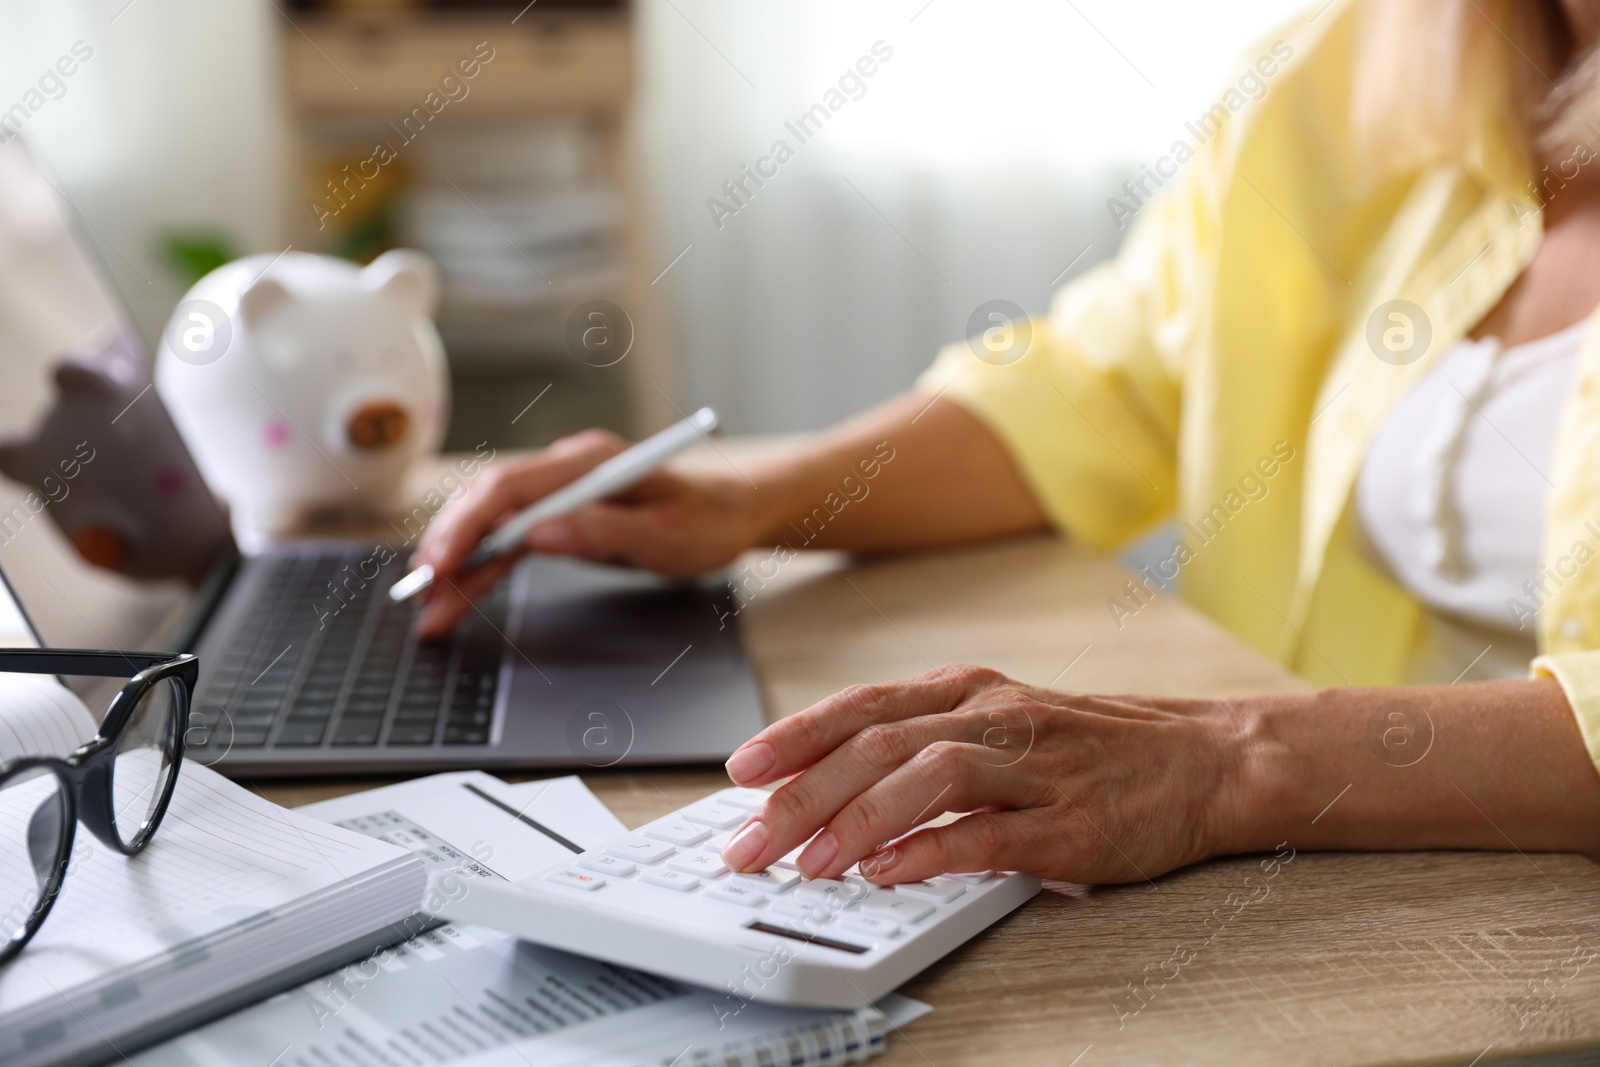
[0,672,98,762]
[0,760,410,1018]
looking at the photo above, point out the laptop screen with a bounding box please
[0,137,236,655]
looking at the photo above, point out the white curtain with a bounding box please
[635,0,1297,431]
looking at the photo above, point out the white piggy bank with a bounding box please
[155,249,450,538]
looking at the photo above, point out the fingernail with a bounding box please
[722,819,768,870]
[725,741,775,784]
[798,830,837,877]
[530,520,573,551]
[861,848,898,879]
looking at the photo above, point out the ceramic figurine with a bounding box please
[154,249,450,537]
[0,324,232,583]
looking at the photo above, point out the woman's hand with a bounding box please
[407,391,1049,639]
[719,664,1253,885]
[410,429,764,639]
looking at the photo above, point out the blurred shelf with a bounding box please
[279,0,673,441]
[442,362,631,452]
[278,3,674,436]
[285,13,632,116]
[437,294,616,371]
[403,180,620,320]
[290,0,624,11]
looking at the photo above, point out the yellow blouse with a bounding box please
[917,0,1600,772]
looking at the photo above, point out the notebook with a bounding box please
[127,772,926,1067]
[0,673,427,1067]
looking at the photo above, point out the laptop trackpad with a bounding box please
[500,557,757,763]
[506,556,738,667]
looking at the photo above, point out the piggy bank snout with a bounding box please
[346,399,411,450]
[72,522,127,571]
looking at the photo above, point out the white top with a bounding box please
[1356,320,1585,641]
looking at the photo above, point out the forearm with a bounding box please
[742,390,1047,553]
[1225,678,1600,856]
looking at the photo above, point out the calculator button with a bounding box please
[860,894,935,923]
[770,897,831,922]
[732,867,802,894]
[641,869,701,892]
[893,879,966,904]
[838,913,900,939]
[703,883,766,907]
[577,853,637,877]
[546,868,606,891]
[772,845,805,871]
[715,788,773,810]
[645,818,712,847]
[946,871,995,884]
[668,851,730,878]
[794,879,870,907]
[706,831,736,852]
[606,837,676,864]
[682,801,749,829]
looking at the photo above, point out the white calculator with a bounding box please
[432,786,1040,1008]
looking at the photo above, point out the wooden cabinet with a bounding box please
[284,15,632,115]
[278,8,674,441]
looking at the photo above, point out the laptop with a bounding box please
[0,136,767,778]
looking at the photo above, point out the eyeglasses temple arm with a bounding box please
[0,649,188,678]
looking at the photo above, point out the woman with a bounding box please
[413,0,1600,886]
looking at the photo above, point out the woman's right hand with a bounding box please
[409,428,767,639]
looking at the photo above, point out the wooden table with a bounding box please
[259,534,1600,1067]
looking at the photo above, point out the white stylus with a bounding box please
[388,407,720,603]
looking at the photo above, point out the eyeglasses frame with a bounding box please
[0,648,198,965]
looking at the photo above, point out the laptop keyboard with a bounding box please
[186,547,506,754]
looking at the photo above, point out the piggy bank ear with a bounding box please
[239,276,293,328]
[54,359,118,397]
[362,249,439,318]
[0,440,28,482]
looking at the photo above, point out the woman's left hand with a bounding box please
[718,664,1254,885]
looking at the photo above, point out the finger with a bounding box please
[854,810,1049,885]
[429,441,620,569]
[724,714,959,872]
[723,702,1024,873]
[413,555,521,639]
[602,467,688,505]
[412,430,625,575]
[413,465,691,637]
[724,663,1008,787]
[411,502,520,637]
[528,502,691,575]
[798,741,1046,879]
[414,500,658,639]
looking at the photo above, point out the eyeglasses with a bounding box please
[0,649,197,965]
